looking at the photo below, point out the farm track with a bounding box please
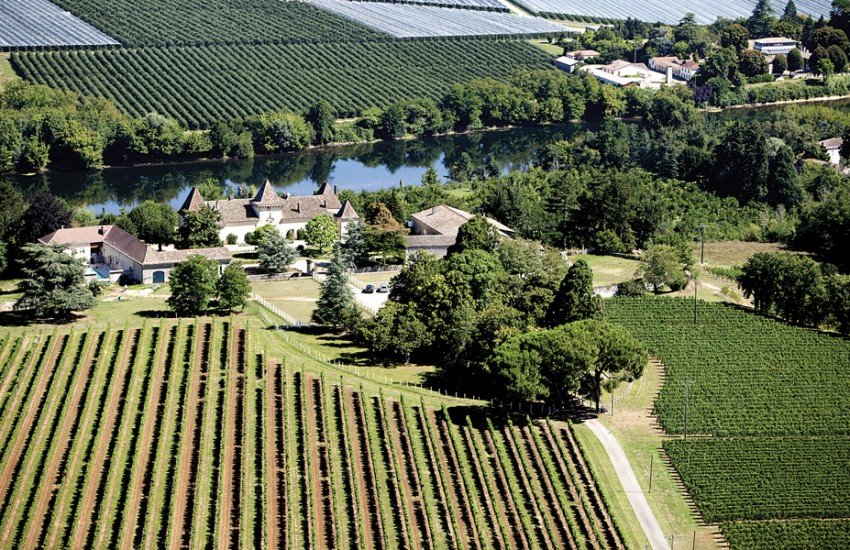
[0,320,623,549]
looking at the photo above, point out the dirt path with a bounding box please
[168,323,207,549]
[346,389,380,549]
[586,419,669,550]
[70,329,138,549]
[22,332,99,548]
[120,325,171,550]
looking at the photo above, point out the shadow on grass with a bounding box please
[0,310,83,326]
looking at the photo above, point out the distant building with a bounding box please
[648,56,701,82]
[405,205,514,258]
[39,225,231,284]
[820,137,843,165]
[751,37,799,55]
[180,180,360,245]
[554,49,600,74]
[580,60,672,88]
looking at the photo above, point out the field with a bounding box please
[47,0,383,46]
[0,318,626,548]
[514,0,831,24]
[308,0,565,38]
[606,297,850,547]
[0,0,118,49]
[11,39,552,127]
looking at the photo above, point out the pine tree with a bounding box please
[748,0,776,37]
[781,0,798,22]
[179,206,223,248]
[311,246,361,331]
[546,259,602,326]
[14,243,95,319]
[258,230,297,273]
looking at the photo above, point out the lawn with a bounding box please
[691,240,786,267]
[352,271,400,285]
[573,254,642,287]
[0,53,18,92]
[252,278,321,323]
[527,38,563,56]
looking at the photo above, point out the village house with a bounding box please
[554,49,600,73]
[580,59,671,88]
[648,56,701,82]
[819,137,843,165]
[180,180,359,245]
[405,205,515,258]
[39,225,232,284]
[750,37,799,55]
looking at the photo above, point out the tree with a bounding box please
[311,246,361,330]
[339,221,370,266]
[721,23,750,53]
[546,259,602,326]
[739,49,768,77]
[124,200,177,250]
[768,144,801,208]
[829,44,849,72]
[304,214,338,253]
[833,0,850,36]
[167,255,218,316]
[132,113,184,156]
[306,100,335,145]
[243,111,312,153]
[815,57,836,75]
[258,230,297,273]
[0,181,25,241]
[179,206,222,248]
[638,244,688,293]
[358,302,431,364]
[773,53,789,75]
[20,193,72,244]
[781,0,799,22]
[711,121,770,203]
[14,243,94,319]
[738,252,826,325]
[787,48,805,71]
[216,263,250,312]
[364,202,406,263]
[826,274,850,334]
[245,224,278,247]
[748,0,776,37]
[447,216,501,256]
[809,26,849,52]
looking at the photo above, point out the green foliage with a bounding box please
[257,230,296,274]
[546,259,603,326]
[14,243,94,318]
[179,206,222,249]
[216,263,250,312]
[722,519,850,550]
[311,246,360,331]
[124,200,178,248]
[244,224,278,247]
[447,215,501,256]
[244,111,312,154]
[358,302,431,364]
[738,49,768,77]
[21,193,72,244]
[638,244,689,293]
[304,214,338,254]
[167,254,218,316]
[306,100,335,145]
[747,0,776,37]
[339,221,370,267]
[737,252,825,325]
[787,47,804,71]
[720,23,750,53]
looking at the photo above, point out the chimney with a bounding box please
[296,201,301,213]
[666,66,673,85]
[98,226,105,235]
[333,184,338,195]
[430,206,435,215]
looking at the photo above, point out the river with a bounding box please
[6,125,586,214]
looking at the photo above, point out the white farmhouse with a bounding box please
[405,205,514,258]
[39,225,231,284]
[751,37,799,55]
[180,181,360,244]
[820,137,843,165]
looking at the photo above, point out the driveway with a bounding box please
[351,285,389,313]
[585,419,670,550]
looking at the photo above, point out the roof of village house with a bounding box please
[410,205,513,237]
[405,234,458,248]
[143,247,232,266]
[181,181,354,226]
[39,224,230,266]
[650,56,681,67]
[680,60,700,70]
[566,49,600,58]
[820,137,843,149]
[754,37,796,44]
[180,186,206,212]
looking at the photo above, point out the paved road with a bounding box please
[585,419,670,550]
[351,285,389,313]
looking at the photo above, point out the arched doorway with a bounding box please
[152,271,166,284]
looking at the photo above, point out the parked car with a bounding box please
[377,284,389,293]
[362,284,375,293]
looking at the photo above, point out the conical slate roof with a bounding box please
[252,180,278,203]
[180,187,205,212]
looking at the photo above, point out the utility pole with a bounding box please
[698,223,705,264]
[693,277,698,324]
[649,454,654,493]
